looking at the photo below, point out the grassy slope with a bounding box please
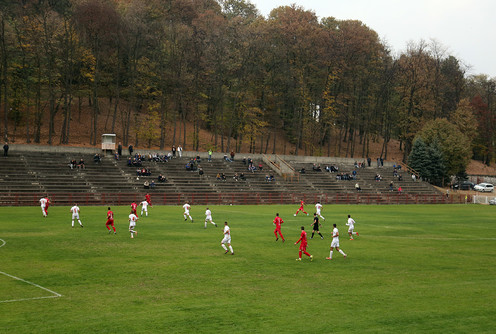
[1,204,495,333]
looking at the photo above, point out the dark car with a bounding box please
[453,181,475,190]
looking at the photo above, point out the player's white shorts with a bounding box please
[348,227,354,233]
[41,204,46,210]
[331,239,340,248]
[72,213,80,220]
[129,222,136,228]
[184,210,190,215]
[316,209,321,215]
[221,236,231,244]
[142,207,148,212]
[206,215,212,221]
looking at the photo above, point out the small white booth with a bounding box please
[101,134,116,154]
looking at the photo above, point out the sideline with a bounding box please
[0,238,62,304]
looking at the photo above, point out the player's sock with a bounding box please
[229,245,233,253]
[339,249,346,257]
[304,251,311,257]
[112,226,116,232]
[329,250,333,259]
[204,221,207,228]
[298,251,302,258]
[78,220,82,226]
[211,221,217,226]
[222,244,228,251]
[319,233,323,239]
[311,232,315,239]
[72,221,74,227]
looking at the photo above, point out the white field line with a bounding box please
[0,238,62,304]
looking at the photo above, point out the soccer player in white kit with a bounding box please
[70,203,83,228]
[204,207,217,228]
[315,202,325,220]
[140,200,149,217]
[129,212,139,238]
[183,203,193,222]
[346,214,359,240]
[39,197,48,217]
[326,223,347,260]
[221,221,234,255]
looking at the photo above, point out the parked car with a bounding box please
[474,183,494,192]
[453,181,475,190]
[489,199,496,205]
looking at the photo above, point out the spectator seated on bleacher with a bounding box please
[78,158,85,169]
[93,153,101,163]
[312,164,322,172]
[221,173,227,181]
[300,167,306,174]
[269,174,275,182]
[248,165,256,173]
[196,155,201,163]
[185,163,192,171]
[198,167,204,177]
[398,174,403,181]
[150,180,155,189]
[355,183,362,191]
[69,159,77,169]
[352,170,357,178]
[389,181,394,192]
[158,174,166,182]
[127,157,133,166]
[242,157,247,165]
[224,154,232,162]
[114,152,119,160]
[265,174,270,182]
[258,163,263,171]
[216,173,221,180]
[240,172,246,180]
[375,174,382,182]
[144,181,150,189]
[233,173,239,181]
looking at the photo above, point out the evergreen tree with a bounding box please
[408,137,429,179]
[426,139,446,186]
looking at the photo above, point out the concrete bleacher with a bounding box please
[0,149,441,206]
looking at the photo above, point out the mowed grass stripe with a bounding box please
[0,204,495,333]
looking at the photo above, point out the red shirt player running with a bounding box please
[106,207,116,234]
[294,200,308,216]
[273,213,285,242]
[295,226,313,261]
[131,202,138,215]
[145,193,152,207]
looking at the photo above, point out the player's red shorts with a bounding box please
[131,209,137,215]
[106,219,114,225]
[299,243,307,251]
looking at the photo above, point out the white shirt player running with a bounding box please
[204,208,217,228]
[222,225,231,244]
[183,203,193,221]
[70,205,80,220]
[331,227,340,248]
[315,203,325,220]
[346,217,355,232]
[140,201,149,216]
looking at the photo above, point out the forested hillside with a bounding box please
[0,0,494,172]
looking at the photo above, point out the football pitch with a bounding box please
[1,204,495,333]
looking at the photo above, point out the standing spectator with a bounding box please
[177,145,183,158]
[117,142,122,157]
[377,157,380,167]
[172,145,176,158]
[128,144,134,156]
[3,142,8,156]
[208,149,213,162]
[367,156,371,167]
[412,174,416,182]
[380,157,384,167]
[230,150,235,161]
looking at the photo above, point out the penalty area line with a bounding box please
[0,238,62,303]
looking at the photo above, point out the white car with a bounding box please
[474,183,494,192]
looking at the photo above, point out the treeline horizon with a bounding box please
[0,0,494,168]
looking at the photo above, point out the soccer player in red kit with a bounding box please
[44,197,50,216]
[295,226,313,261]
[273,213,285,242]
[145,193,152,207]
[130,202,138,215]
[106,207,116,234]
[294,200,308,216]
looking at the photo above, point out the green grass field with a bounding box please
[1,204,495,333]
